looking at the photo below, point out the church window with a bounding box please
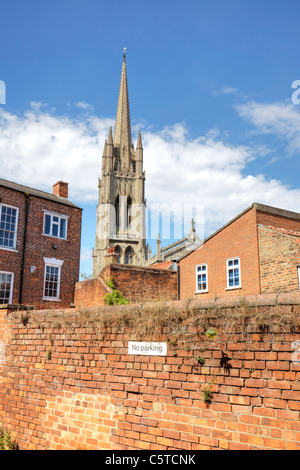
[125,246,133,265]
[115,196,120,232]
[115,245,121,263]
[127,197,132,229]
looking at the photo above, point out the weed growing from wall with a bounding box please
[104,277,130,306]
[0,424,18,450]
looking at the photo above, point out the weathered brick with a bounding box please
[0,299,299,451]
[0,182,82,308]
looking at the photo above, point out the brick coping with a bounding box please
[3,291,300,316]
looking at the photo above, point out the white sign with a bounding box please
[128,341,167,356]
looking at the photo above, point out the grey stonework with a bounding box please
[92,53,147,276]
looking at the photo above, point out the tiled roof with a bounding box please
[0,177,81,209]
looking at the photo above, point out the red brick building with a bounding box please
[0,178,82,309]
[179,203,300,300]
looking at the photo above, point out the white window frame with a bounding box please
[43,210,68,240]
[42,258,64,301]
[298,266,300,291]
[0,203,19,251]
[226,257,241,290]
[0,271,14,304]
[195,263,208,293]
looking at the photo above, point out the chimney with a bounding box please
[104,247,119,267]
[53,181,68,199]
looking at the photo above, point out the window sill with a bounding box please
[194,290,209,294]
[42,297,61,302]
[43,234,67,241]
[225,286,242,291]
[0,246,18,253]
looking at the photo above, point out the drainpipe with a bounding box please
[177,263,180,300]
[19,192,30,304]
[171,259,180,300]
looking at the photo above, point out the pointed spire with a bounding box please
[114,50,132,156]
[108,126,113,145]
[137,130,143,149]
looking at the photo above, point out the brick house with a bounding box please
[0,178,82,309]
[179,202,300,300]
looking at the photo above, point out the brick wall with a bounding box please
[179,206,300,301]
[258,225,300,293]
[0,293,299,450]
[0,185,82,308]
[256,209,300,232]
[74,263,178,308]
[74,276,113,308]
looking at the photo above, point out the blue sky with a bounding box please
[1,0,300,276]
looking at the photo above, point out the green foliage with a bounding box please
[205,327,217,341]
[196,356,205,366]
[0,425,18,450]
[104,278,130,306]
[47,348,52,360]
[201,378,216,404]
[81,272,92,280]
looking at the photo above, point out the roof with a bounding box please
[0,177,82,209]
[151,260,174,270]
[178,202,300,262]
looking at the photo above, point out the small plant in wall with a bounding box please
[46,348,52,360]
[168,337,178,357]
[196,356,205,366]
[104,277,130,305]
[205,327,217,341]
[0,424,18,450]
[201,377,216,404]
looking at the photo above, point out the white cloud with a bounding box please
[0,106,113,202]
[236,101,300,154]
[80,246,92,262]
[0,104,299,240]
[142,124,300,236]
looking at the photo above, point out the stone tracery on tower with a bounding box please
[92,52,147,276]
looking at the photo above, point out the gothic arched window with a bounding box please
[115,196,120,232]
[127,196,132,229]
[125,246,134,265]
[115,245,121,263]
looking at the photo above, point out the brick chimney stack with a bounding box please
[53,181,68,199]
[104,247,119,266]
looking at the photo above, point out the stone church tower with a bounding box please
[92,52,147,276]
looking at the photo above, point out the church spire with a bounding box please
[114,49,132,161]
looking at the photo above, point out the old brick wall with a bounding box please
[256,209,300,233]
[0,293,299,450]
[74,276,113,308]
[0,185,82,308]
[75,263,178,308]
[258,225,300,294]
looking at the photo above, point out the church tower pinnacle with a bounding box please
[114,50,132,169]
[92,52,147,276]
